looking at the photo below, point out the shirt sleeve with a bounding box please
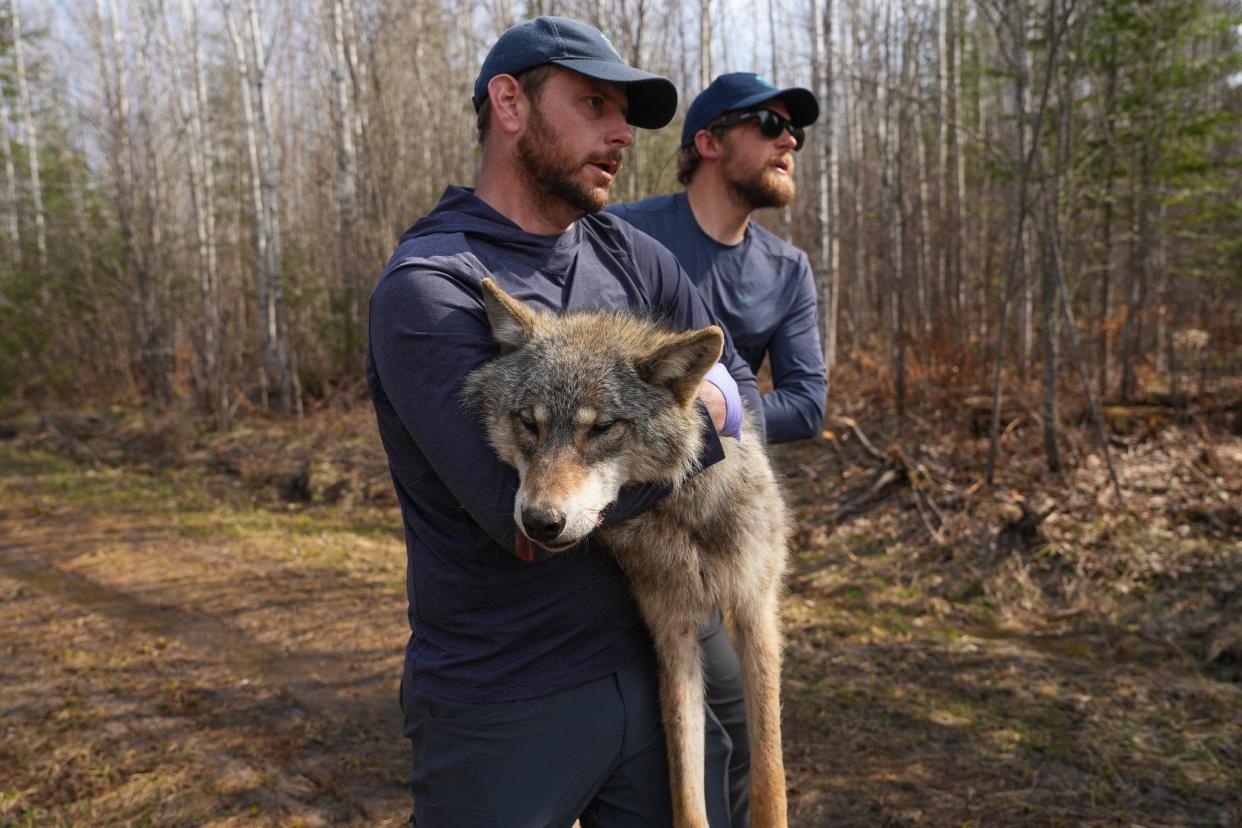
[762,255,828,443]
[368,263,722,558]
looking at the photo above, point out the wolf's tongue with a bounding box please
[515,534,538,563]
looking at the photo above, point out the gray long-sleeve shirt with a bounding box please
[609,193,827,442]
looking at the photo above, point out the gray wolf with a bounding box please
[464,278,791,828]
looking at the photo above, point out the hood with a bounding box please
[402,186,582,248]
[400,185,586,277]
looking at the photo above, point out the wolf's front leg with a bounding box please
[733,586,788,828]
[649,618,711,828]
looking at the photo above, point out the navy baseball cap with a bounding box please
[681,72,819,147]
[472,16,678,130]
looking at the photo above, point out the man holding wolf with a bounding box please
[367,16,763,827]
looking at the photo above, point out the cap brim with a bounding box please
[732,86,820,127]
[553,58,679,129]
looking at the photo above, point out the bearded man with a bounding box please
[367,17,759,827]
[610,73,827,446]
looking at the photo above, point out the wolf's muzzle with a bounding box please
[521,507,566,544]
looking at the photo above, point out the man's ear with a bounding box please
[480,278,539,352]
[637,326,725,406]
[693,128,723,161]
[487,74,524,136]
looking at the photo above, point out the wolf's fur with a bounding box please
[463,279,791,828]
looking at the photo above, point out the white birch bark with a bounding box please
[1,97,20,263]
[848,1,867,354]
[811,0,840,376]
[161,0,223,421]
[224,0,292,412]
[700,0,713,88]
[330,0,363,361]
[825,0,840,374]
[9,0,47,276]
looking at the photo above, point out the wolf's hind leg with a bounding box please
[733,583,787,828]
[649,618,711,828]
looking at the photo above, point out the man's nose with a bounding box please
[773,126,797,152]
[607,114,634,148]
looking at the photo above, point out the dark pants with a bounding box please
[402,622,747,827]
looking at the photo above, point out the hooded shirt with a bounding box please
[367,186,762,703]
[609,192,828,443]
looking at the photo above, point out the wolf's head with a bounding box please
[463,278,723,553]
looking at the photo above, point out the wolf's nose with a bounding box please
[521,508,566,543]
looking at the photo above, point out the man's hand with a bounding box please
[698,380,728,433]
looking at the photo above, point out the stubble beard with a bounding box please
[516,105,621,216]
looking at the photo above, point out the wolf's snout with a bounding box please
[521,507,566,543]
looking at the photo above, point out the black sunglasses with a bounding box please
[713,109,805,151]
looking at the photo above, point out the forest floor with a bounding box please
[1,375,1240,827]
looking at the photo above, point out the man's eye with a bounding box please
[586,96,604,111]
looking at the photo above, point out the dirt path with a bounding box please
[0,454,410,826]
[2,440,1239,826]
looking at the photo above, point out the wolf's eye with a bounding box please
[589,420,617,438]
[515,411,538,436]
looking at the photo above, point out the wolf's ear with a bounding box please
[637,326,725,406]
[480,278,538,352]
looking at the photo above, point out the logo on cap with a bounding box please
[599,32,620,58]
[754,74,776,88]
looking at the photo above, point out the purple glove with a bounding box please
[704,362,743,439]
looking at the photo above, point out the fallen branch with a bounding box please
[830,415,886,462]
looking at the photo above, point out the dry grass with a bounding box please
[1,391,1239,826]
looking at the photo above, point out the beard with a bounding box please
[516,105,623,215]
[724,152,796,210]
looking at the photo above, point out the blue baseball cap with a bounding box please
[681,72,819,147]
[472,16,678,130]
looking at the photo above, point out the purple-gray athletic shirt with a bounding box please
[367,186,762,704]
[608,193,827,443]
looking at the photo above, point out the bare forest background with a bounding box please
[3,2,1242,823]
[1,0,1240,455]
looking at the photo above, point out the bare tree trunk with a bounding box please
[848,1,867,356]
[811,0,840,383]
[0,97,20,264]
[1120,134,1151,403]
[1039,87,1062,475]
[187,0,223,422]
[226,0,293,412]
[9,0,47,281]
[983,0,1064,485]
[96,0,162,403]
[1013,7,1032,382]
[699,0,713,88]
[951,0,965,339]
[331,0,363,370]
[912,65,934,340]
[1097,34,1117,401]
[224,0,268,406]
[134,0,175,405]
[246,0,292,413]
[162,0,224,424]
[880,0,906,416]
[826,0,840,375]
[937,0,950,339]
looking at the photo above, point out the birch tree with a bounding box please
[8,0,45,277]
[1,96,19,264]
[224,0,293,412]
